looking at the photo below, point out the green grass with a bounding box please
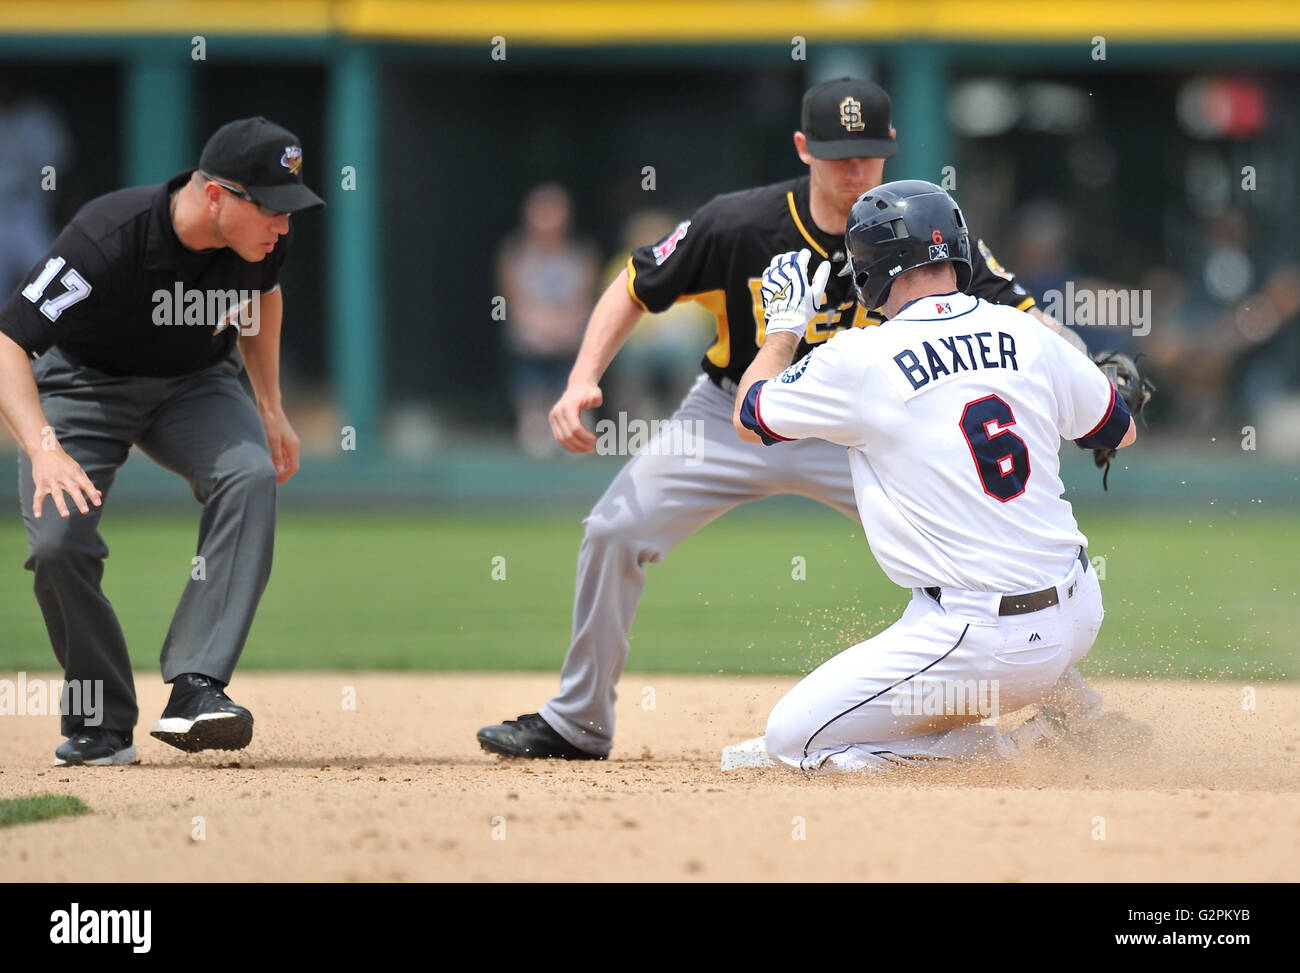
[0,504,1295,679]
[0,794,90,829]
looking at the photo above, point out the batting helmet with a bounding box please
[840,179,972,313]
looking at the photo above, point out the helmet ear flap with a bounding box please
[873,279,895,312]
[954,232,972,290]
[850,265,872,310]
[954,251,973,292]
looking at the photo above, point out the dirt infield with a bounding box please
[1,673,1296,882]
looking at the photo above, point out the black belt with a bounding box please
[926,547,1089,616]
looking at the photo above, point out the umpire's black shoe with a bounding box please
[151,673,254,753]
[477,713,605,760]
[54,728,138,767]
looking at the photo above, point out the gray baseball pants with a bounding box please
[540,373,860,755]
[16,345,276,737]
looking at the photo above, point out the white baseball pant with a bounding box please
[765,550,1104,773]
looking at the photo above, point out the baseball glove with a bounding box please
[1091,350,1155,490]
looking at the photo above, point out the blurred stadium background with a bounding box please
[2,1,1297,679]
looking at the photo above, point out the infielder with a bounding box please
[732,181,1136,772]
[0,117,323,766]
[478,78,1094,760]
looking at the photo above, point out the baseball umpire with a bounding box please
[477,78,1097,760]
[0,116,323,766]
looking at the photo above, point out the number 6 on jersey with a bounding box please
[960,394,1030,502]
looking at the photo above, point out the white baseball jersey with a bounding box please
[740,291,1132,592]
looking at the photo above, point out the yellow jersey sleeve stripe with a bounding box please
[625,257,650,313]
[786,192,829,259]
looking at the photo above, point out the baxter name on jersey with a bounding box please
[893,329,1019,392]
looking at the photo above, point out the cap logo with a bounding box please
[280,145,303,174]
[839,97,865,133]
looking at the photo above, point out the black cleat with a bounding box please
[54,728,138,767]
[477,713,605,760]
[150,673,254,753]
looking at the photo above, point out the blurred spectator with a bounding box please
[1230,263,1300,424]
[0,84,70,301]
[497,183,598,458]
[1147,207,1300,432]
[1012,197,1141,357]
[1010,198,1079,303]
[604,209,713,420]
[1144,262,1231,430]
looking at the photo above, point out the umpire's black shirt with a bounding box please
[0,170,289,378]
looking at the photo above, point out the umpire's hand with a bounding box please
[31,446,103,519]
[260,407,302,484]
[0,331,102,518]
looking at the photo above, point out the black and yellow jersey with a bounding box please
[626,175,1035,388]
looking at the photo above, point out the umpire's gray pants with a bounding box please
[540,373,860,755]
[18,346,276,736]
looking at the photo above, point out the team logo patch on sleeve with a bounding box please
[779,351,814,383]
[652,220,690,265]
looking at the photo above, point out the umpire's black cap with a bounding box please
[801,78,898,160]
[199,117,325,213]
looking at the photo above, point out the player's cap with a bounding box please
[800,78,897,160]
[199,117,325,214]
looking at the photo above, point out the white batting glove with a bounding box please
[760,248,831,339]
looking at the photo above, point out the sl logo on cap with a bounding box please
[280,145,303,174]
[839,97,865,133]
